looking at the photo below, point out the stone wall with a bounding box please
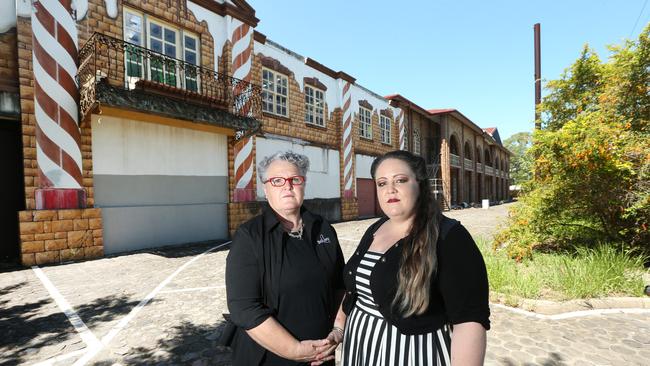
[252,53,339,149]
[19,208,103,265]
[0,29,19,92]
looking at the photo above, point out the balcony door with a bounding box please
[123,8,200,92]
[147,19,179,87]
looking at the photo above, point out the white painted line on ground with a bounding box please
[158,285,225,294]
[491,302,650,320]
[72,241,230,366]
[31,349,87,366]
[32,267,102,349]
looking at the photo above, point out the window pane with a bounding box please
[126,13,141,29]
[164,44,176,57]
[125,29,141,45]
[151,39,162,53]
[185,51,196,65]
[184,36,196,50]
[164,28,176,43]
[150,23,162,39]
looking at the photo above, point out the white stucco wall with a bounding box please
[0,0,16,32]
[91,115,228,176]
[188,1,228,70]
[255,137,340,200]
[355,154,376,179]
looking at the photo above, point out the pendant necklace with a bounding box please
[287,222,304,239]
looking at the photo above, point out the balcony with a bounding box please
[450,153,461,167]
[78,33,261,133]
[463,158,473,171]
[485,165,495,176]
[476,163,483,173]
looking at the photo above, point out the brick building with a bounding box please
[0,0,510,266]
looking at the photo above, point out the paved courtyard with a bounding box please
[1,203,649,365]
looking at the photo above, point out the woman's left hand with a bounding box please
[309,329,343,365]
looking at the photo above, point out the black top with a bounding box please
[226,206,345,366]
[342,216,490,335]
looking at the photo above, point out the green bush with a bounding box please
[496,25,650,259]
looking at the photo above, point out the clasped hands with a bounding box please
[293,328,344,365]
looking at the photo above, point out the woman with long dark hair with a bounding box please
[329,150,490,365]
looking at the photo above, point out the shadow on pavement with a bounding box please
[0,283,151,366]
[500,352,565,366]
[104,240,231,261]
[94,320,232,365]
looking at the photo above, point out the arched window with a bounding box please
[484,148,492,167]
[464,142,472,160]
[449,135,459,155]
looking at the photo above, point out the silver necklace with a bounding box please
[287,222,304,239]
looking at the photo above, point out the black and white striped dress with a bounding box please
[341,251,452,366]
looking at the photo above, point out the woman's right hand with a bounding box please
[290,339,332,362]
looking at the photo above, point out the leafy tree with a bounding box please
[496,24,650,259]
[503,132,532,185]
[540,45,604,131]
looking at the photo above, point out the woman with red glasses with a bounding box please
[226,151,345,366]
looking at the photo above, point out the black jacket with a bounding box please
[342,216,490,335]
[226,205,344,366]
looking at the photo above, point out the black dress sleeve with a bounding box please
[437,224,491,330]
[225,226,275,330]
[331,227,345,291]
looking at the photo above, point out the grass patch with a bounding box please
[475,237,648,300]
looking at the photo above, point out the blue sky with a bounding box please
[247,0,649,140]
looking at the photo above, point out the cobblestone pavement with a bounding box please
[1,203,649,365]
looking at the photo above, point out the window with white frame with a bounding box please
[262,68,289,117]
[413,125,421,155]
[123,8,199,91]
[305,85,325,126]
[359,107,372,139]
[380,115,391,144]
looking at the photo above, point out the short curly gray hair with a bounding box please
[258,151,310,183]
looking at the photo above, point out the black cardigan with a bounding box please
[226,206,344,366]
[342,216,490,335]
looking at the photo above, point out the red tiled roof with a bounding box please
[427,108,457,115]
[384,94,432,118]
[483,127,497,135]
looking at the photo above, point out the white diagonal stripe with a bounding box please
[233,137,252,172]
[233,56,251,80]
[72,242,230,366]
[32,15,78,84]
[232,35,251,64]
[33,60,78,122]
[35,99,82,168]
[33,267,101,349]
[40,0,78,47]
[37,144,81,188]
[236,164,253,189]
[230,17,243,38]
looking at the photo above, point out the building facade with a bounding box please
[0,0,510,266]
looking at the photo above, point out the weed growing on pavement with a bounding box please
[476,237,648,300]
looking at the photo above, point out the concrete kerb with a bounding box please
[490,291,650,317]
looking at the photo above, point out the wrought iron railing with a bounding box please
[78,33,261,121]
[450,153,461,167]
[463,158,473,171]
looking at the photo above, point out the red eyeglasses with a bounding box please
[264,176,306,187]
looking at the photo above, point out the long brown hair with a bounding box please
[371,150,441,317]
